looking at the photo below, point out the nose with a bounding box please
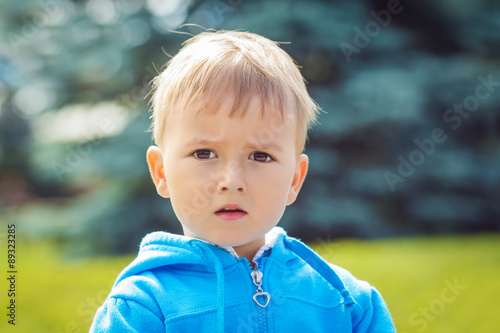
[216,161,246,193]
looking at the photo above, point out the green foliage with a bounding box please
[1,0,499,253]
[1,234,498,332]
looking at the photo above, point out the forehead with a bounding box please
[178,93,293,127]
[167,94,298,147]
[181,84,290,122]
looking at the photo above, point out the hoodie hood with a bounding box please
[112,232,220,287]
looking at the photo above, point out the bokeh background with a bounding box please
[0,0,499,332]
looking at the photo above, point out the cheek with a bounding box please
[252,167,294,202]
[167,164,218,207]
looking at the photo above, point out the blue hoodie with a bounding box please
[90,227,395,332]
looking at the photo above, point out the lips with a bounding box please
[215,204,247,221]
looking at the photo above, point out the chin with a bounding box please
[209,237,248,248]
[208,231,254,248]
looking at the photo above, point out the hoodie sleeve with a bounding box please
[90,297,164,332]
[90,273,166,332]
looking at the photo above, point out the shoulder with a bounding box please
[327,263,395,332]
[107,269,165,314]
[277,235,395,331]
[326,262,382,309]
[111,269,164,299]
[279,235,386,311]
[327,263,372,299]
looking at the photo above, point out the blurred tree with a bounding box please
[1,0,499,253]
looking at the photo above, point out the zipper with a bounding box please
[250,263,271,308]
[239,257,271,332]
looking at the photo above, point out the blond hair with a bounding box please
[150,30,319,153]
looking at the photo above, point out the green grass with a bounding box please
[311,234,500,332]
[1,241,133,333]
[1,234,499,332]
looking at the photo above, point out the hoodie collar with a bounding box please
[216,226,284,264]
[121,227,290,276]
[132,226,332,271]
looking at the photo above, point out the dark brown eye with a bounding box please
[251,152,272,162]
[194,149,215,159]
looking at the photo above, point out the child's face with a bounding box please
[147,96,308,250]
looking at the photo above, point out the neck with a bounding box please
[232,236,266,267]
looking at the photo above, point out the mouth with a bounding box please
[215,204,247,221]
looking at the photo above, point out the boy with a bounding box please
[90,30,396,332]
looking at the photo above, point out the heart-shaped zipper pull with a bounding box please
[251,269,271,308]
[253,291,271,308]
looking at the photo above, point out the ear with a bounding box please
[146,146,170,198]
[287,153,309,205]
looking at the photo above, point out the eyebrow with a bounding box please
[246,139,282,152]
[185,138,223,147]
[185,137,283,152]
